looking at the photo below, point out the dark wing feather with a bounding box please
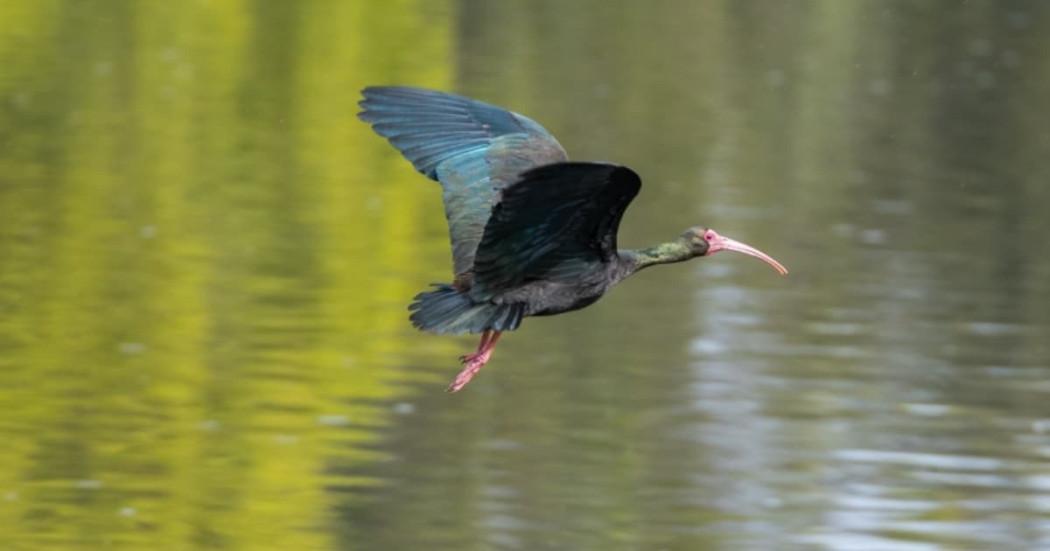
[471,162,641,296]
[358,87,568,275]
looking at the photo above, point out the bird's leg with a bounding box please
[458,330,494,363]
[448,330,502,393]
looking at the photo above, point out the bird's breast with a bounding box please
[508,277,610,317]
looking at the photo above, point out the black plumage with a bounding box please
[358,86,787,391]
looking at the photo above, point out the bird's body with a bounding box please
[358,86,787,391]
[493,260,621,318]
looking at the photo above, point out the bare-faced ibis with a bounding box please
[358,87,788,392]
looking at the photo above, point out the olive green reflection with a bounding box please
[3,1,1050,550]
[0,1,453,549]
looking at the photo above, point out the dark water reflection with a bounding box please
[2,1,1050,550]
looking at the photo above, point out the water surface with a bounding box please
[1,1,1049,549]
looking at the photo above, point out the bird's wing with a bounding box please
[358,87,568,276]
[470,162,641,297]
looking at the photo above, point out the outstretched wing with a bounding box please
[358,87,568,275]
[471,162,641,297]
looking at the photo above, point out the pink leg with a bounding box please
[458,330,494,363]
[448,330,502,393]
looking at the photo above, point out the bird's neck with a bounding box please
[619,240,694,277]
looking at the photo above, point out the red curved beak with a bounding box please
[706,230,789,275]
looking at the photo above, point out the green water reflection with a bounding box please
[0,1,454,548]
[2,1,1050,550]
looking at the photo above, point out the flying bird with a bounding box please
[358,86,787,392]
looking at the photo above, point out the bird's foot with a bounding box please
[458,351,483,363]
[447,330,501,393]
[447,350,492,393]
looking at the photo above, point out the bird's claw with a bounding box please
[448,353,491,392]
[447,331,500,393]
[447,360,483,393]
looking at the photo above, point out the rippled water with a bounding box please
[1,1,1049,550]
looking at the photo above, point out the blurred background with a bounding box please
[1,1,1049,549]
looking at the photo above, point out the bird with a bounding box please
[358,86,787,392]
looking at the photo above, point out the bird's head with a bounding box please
[680,226,789,275]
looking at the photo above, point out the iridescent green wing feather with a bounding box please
[358,87,568,276]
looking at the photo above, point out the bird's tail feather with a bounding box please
[409,284,524,335]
